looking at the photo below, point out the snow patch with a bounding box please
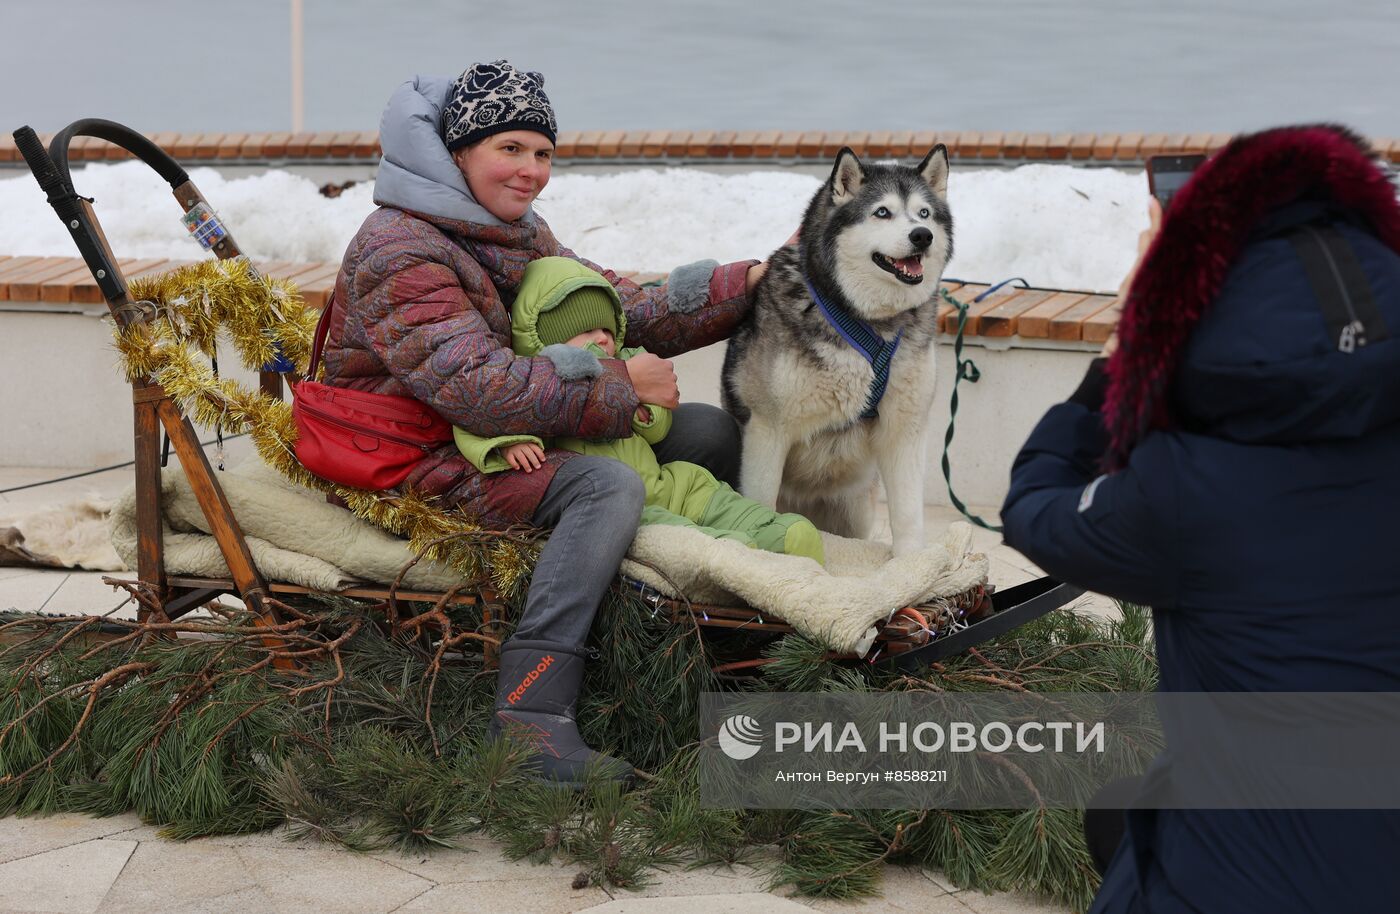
[0,161,1151,292]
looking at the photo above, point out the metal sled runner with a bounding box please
[11,117,1084,670]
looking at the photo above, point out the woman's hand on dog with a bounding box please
[1104,199,1164,357]
[745,226,803,299]
[625,353,680,408]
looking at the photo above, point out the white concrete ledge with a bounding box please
[2,305,1096,506]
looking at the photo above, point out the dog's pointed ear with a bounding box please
[829,147,865,204]
[918,145,949,197]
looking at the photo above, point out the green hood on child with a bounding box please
[510,256,628,356]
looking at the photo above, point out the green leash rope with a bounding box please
[939,286,1004,532]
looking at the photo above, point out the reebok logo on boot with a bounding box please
[507,654,555,705]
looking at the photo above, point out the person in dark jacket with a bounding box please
[1001,124,1400,913]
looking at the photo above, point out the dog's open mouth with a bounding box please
[872,252,925,285]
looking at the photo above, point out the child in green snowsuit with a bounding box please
[453,257,824,564]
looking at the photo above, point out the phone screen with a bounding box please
[1147,154,1206,210]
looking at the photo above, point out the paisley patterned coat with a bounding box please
[323,203,755,524]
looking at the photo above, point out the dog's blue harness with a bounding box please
[805,278,903,419]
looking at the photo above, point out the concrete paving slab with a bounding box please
[921,868,961,894]
[234,843,433,914]
[95,840,257,914]
[0,477,130,514]
[989,556,1036,588]
[988,548,1120,623]
[0,468,59,490]
[0,838,136,913]
[1064,592,1120,622]
[801,893,973,914]
[955,889,1072,914]
[369,835,572,884]
[33,573,133,618]
[0,568,45,582]
[192,824,315,849]
[0,571,67,613]
[988,545,1042,579]
[801,865,970,913]
[397,876,609,914]
[0,814,144,865]
[96,823,169,844]
[578,892,815,914]
[0,440,259,508]
[126,885,282,914]
[624,861,770,897]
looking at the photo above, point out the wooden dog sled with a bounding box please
[11,117,1083,671]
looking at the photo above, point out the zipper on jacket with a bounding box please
[298,400,436,452]
[1303,225,1368,353]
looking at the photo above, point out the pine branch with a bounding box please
[0,596,1155,907]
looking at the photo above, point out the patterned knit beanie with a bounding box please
[442,60,557,151]
[535,287,620,348]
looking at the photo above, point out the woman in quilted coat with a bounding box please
[325,60,776,787]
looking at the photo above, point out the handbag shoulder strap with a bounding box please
[307,290,336,381]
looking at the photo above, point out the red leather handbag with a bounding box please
[291,294,453,491]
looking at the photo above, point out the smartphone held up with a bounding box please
[1146,154,1206,211]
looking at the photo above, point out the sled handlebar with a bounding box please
[11,118,231,305]
[47,118,190,190]
[13,119,191,201]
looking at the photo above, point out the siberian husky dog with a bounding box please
[721,146,952,556]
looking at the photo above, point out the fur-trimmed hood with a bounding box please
[1105,125,1400,466]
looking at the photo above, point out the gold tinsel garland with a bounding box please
[112,258,538,600]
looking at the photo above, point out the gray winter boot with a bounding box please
[488,640,635,789]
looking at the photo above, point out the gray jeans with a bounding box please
[515,403,741,647]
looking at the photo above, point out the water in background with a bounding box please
[3,0,1398,138]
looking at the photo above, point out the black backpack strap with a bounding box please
[1287,223,1390,353]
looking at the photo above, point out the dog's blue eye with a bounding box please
[874,206,891,218]
[919,207,931,218]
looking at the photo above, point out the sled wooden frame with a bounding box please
[13,118,1084,673]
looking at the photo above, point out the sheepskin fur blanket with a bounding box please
[107,457,988,655]
[108,458,464,594]
[2,498,124,571]
[621,525,987,655]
